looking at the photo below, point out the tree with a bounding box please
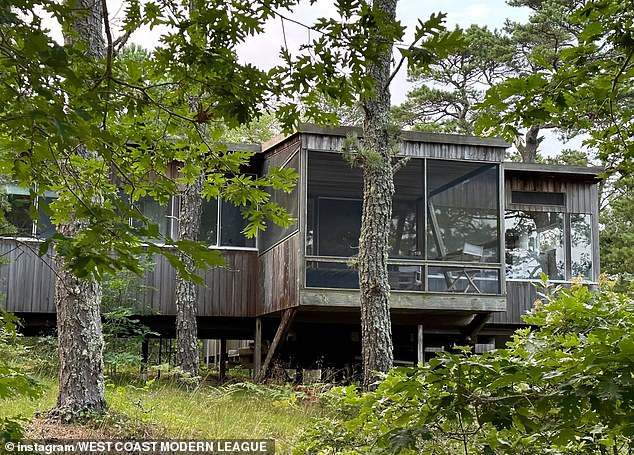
[1,0,299,417]
[356,0,399,391]
[52,0,108,417]
[476,0,633,171]
[393,25,514,134]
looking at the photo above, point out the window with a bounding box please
[197,198,256,248]
[131,195,171,239]
[570,213,593,279]
[505,211,566,280]
[511,191,565,206]
[1,185,55,238]
[259,152,300,253]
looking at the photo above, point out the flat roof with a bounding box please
[262,123,510,152]
[504,161,604,180]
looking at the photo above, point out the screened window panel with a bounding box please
[426,161,500,262]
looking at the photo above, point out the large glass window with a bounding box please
[505,211,565,280]
[570,213,593,280]
[426,161,500,262]
[198,198,256,248]
[198,198,218,244]
[220,201,255,248]
[132,195,171,238]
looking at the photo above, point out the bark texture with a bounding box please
[517,123,541,163]
[51,0,107,418]
[174,173,205,380]
[54,222,106,416]
[358,0,397,391]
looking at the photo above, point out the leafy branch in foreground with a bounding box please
[296,277,634,454]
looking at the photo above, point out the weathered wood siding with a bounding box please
[505,174,599,215]
[258,232,300,315]
[0,240,55,313]
[0,238,258,318]
[136,250,259,317]
[489,281,538,324]
[301,132,505,162]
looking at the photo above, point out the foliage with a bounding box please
[0,0,303,282]
[477,0,634,173]
[0,311,44,443]
[393,25,514,134]
[295,279,634,454]
[100,267,157,376]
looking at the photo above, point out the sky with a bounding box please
[57,0,576,155]
[112,0,530,104]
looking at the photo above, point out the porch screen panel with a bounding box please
[307,151,363,257]
[426,161,500,262]
[259,151,300,253]
[391,159,424,258]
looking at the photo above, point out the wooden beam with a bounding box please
[255,309,296,383]
[461,313,491,344]
[254,318,262,379]
[417,325,424,365]
[219,338,227,383]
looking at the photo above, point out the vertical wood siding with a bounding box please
[1,240,55,313]
[258,232,300,315]
[489,281,539,324]
[0,239,258,318]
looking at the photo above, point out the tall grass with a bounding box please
[1,377,332,454]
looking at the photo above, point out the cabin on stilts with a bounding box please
[1,124,601,378]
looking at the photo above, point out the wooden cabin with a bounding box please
[0,125,601,370]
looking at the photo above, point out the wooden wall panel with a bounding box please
[1,240,258,318]
[0,240,55,314]
[258,233,300,315]
[490,281,538,325]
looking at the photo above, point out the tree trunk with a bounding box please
[518,123,541,163]
[54,222,106,417]
[174,173,204,381]
[358,0,397,391]
[52,0,107,418]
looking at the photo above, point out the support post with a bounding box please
[140,337,149,380]
[254,318,262,379]
[417,325,424,365]
[219,338,227,383]
[255,309,296,383]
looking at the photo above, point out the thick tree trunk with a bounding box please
[358,0,397,391]
[518,123,541,163]
[52,0,107,418]
[174,173,204,381]
[54,220,106,416]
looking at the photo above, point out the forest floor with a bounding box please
[3,374,333,454]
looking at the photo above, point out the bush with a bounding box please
[295,278,634,454]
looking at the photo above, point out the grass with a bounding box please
[1,375,334,454]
